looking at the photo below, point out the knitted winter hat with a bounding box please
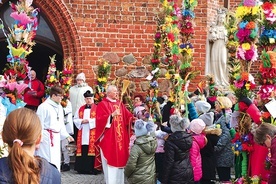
[170,115,190,132]
[198,112,214,126]
[180,117,190,130]
[195,101,211,114]
[216,96,232,109]
[134,119,155,137]
[190,119,206,134]
[76,72,86,82]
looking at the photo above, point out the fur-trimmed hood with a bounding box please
[204,127,222,136]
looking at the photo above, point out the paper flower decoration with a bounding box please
[257,0,276,125]
[0,0,39,114]
[236,43,258,62]
[60,57,73,107]
[94,58,111,104]
[44,55,59,97]
[232,72,256,99]
[10,12,34,26]
[235,1,260,73]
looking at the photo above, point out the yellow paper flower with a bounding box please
[103,61,108,68]
[66,79,72,85]
[183,48,193,56]
[165,72,171,79]
[162,0,168,8]
[236,6,245,18]
[98,77,107,83]
[241,43,251,50]
[49,75,55,82]
[245,83,250,90]
[251,6,260,15]
[168,91,175,102]
[165,17,173,23]
[154,43,161,47]
[10,46,32,57]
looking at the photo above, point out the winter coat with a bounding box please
[200,127,221,182]
[269,137,276,184]
[214,114,234,167]
[125,135,157,184]
[23,78,45,107]
[0,157,61,183]
[162,131,194,184]
[190,134,207,181]
[188,103,198,121]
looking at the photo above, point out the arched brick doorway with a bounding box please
[0,0,82,82]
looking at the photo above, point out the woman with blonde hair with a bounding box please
[0,108,60,184]
[214,96,234,183]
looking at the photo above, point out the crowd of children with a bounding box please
[124,91,239,184]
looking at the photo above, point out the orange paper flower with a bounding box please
[245,21,255,29]
[241,72,249,81]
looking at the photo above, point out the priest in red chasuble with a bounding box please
[73,90,98,174]
[95,85,133,184]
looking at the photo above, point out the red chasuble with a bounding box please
[76,104,97,156]
[94,98,133,169]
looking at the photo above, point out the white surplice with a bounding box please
[73,107,95,145]
[35,98,70,171]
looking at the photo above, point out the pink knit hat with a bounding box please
[190,119,206,134]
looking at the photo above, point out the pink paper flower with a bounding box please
[245,48,255,60]
[234,80,245,88]
[243,0,256,7]
[236,28,251,42]
[10,12,34,26]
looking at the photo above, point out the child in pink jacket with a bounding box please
[189,118,207,184]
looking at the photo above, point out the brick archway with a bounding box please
[0,0,83,73]
[1,0,82,73]
[34,0,82,73]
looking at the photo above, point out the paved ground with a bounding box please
[61,163,129,184]
[60,160,225,184]
[61,169,105,184]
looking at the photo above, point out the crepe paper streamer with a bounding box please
[184,90,189,118]
[260,50,271,68]
[241,151,248,176]
[235,154,242,178]
[0,19,14,62]
[230,128,236,139]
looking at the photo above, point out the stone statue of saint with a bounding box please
[205,8,229,87]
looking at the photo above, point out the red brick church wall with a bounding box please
[41,0,226,91]
[2,0,254,94]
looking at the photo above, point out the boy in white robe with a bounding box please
[36,86,74,171]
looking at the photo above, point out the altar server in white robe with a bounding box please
[36,86,74,171]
